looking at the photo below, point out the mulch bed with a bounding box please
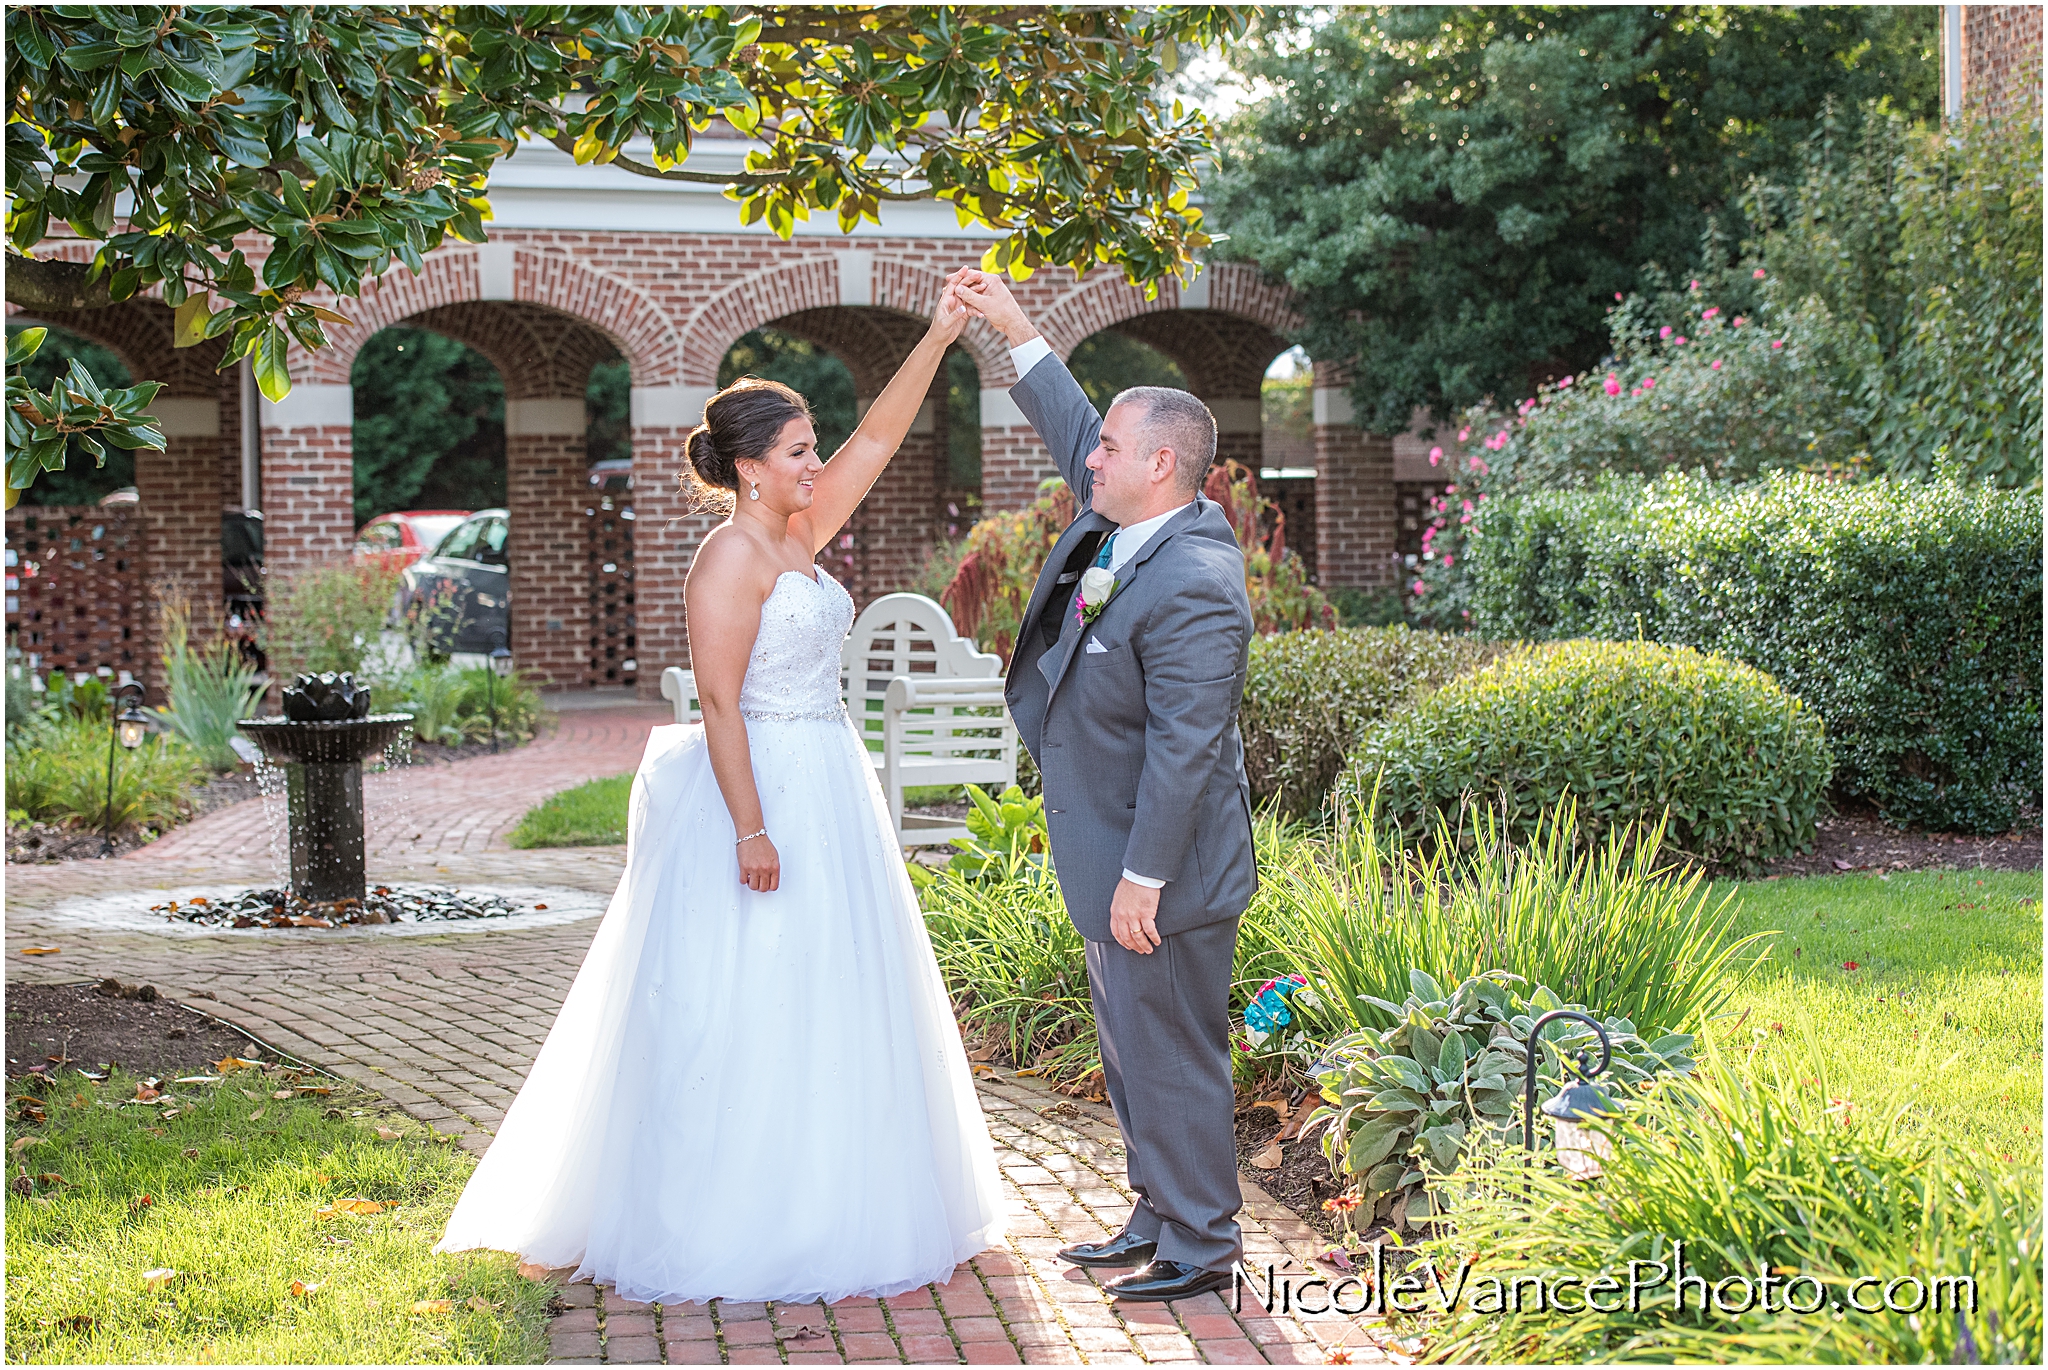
[1750,801,2041,877]
[1234,1097,1347,1246]
[4,980,293,1081]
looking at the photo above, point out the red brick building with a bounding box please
[12,132,1439,698]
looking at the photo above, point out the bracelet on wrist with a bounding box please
[736,827,768,845]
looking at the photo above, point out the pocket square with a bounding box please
[1085,635,1109,654]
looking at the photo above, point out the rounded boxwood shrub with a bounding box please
[1339,640,1833,867]
[1239,626,1502,818]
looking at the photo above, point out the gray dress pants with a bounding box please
[1084,915,1244,1272]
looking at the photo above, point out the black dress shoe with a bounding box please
[1103,1259,1234,1303]
[1055,1229,1158,1268]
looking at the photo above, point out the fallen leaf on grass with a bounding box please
[290,1280,323,1297]
[36,1172,66,1186]
[411,1299,454,1315]
[182,1148,200,1159]
[11,1136,42,1154]
[466,1295,494,1313]
[1250,1141,1284,1170]
[295,1086,332,1096]
[966,1043,999,1063]
[141,1267,177,1289]
[374,1126,400,1141]
[131,1194,155,1211]
[271,1090,293,1100]
[18,946,61,956]
[172,1076,222,1085]
[70,1093,87,1108]
[55,1314,93,1334]
[248,1108,266,1122]
[214,1057,261,1074]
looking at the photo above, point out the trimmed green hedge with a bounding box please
[1239,626,1502,818]
[1465,474,2042,833]
[1341,640,1834,867]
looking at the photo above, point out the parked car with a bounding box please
[355,509,471,574]
[400,508,509,654]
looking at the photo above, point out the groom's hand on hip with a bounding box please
[1109,878,1163,954]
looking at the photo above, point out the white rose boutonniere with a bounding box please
[1076,566,1117,625]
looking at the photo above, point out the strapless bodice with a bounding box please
[738,569,854,721]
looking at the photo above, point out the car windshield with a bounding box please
[434,518,484,560]
[410,514,465,551]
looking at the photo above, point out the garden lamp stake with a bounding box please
[488,634,513,753]
[101,682,148,857]
[1520,1008,1614,1152]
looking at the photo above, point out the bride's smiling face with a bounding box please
[737,417,823,511]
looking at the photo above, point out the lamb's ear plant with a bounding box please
[1308,968,1694,1233]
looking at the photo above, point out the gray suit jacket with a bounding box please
[1003,357,1258,943]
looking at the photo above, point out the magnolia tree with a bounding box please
[3,3,1247,502]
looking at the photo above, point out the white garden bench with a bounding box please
[660,590,1018,847]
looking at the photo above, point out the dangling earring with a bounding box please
[748,481,761,501]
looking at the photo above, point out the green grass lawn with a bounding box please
[1713,868,2043,1166]
[5,1069,551,1364]
[507,773,631,848]
[507,775,969,850]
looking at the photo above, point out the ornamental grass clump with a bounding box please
[917,858,1099,1092]
[1342,640,1833,868]
[1411,1041,2042,1365]
[1238,625,1502,818]
[5,714,203,832]
[1274,801,1764,1041]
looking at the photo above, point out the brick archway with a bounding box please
[304,246,677,385]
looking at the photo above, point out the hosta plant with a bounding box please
[1309,969,1694,1233]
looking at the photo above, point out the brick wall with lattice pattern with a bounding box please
[6,505,152,693]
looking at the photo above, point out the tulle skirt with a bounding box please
[435,717,1004,1305]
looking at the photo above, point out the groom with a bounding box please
[953,269,1257,1303]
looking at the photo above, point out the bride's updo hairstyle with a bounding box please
[683,377,813,510]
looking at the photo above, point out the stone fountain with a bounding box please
[239,673,412,903]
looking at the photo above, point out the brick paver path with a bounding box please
[7,756,1404,1365]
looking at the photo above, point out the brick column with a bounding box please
[259,383,355,571]
[1311,370,1397,589]
[979,386,1053,513]
[134,392,229,692]
[504,398,592,689]
[628,385,716,698]
[1209,396,1264,472]
[838,370,947,605]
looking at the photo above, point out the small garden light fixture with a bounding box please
[102,681,150,856]
[487,632,513,753]
[1521,1008,1619,1179]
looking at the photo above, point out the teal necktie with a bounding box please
[1093,532,1117,571]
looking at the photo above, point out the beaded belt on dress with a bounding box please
[740,704,847,721]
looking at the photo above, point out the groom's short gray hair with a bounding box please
[1112,386,1218,494]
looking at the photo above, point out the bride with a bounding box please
[436,285,1004,1305]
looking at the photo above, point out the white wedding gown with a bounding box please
[437,567,1004,1304]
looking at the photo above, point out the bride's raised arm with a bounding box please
[789,285,969,554]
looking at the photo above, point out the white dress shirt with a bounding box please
[1011,336,1185,894]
